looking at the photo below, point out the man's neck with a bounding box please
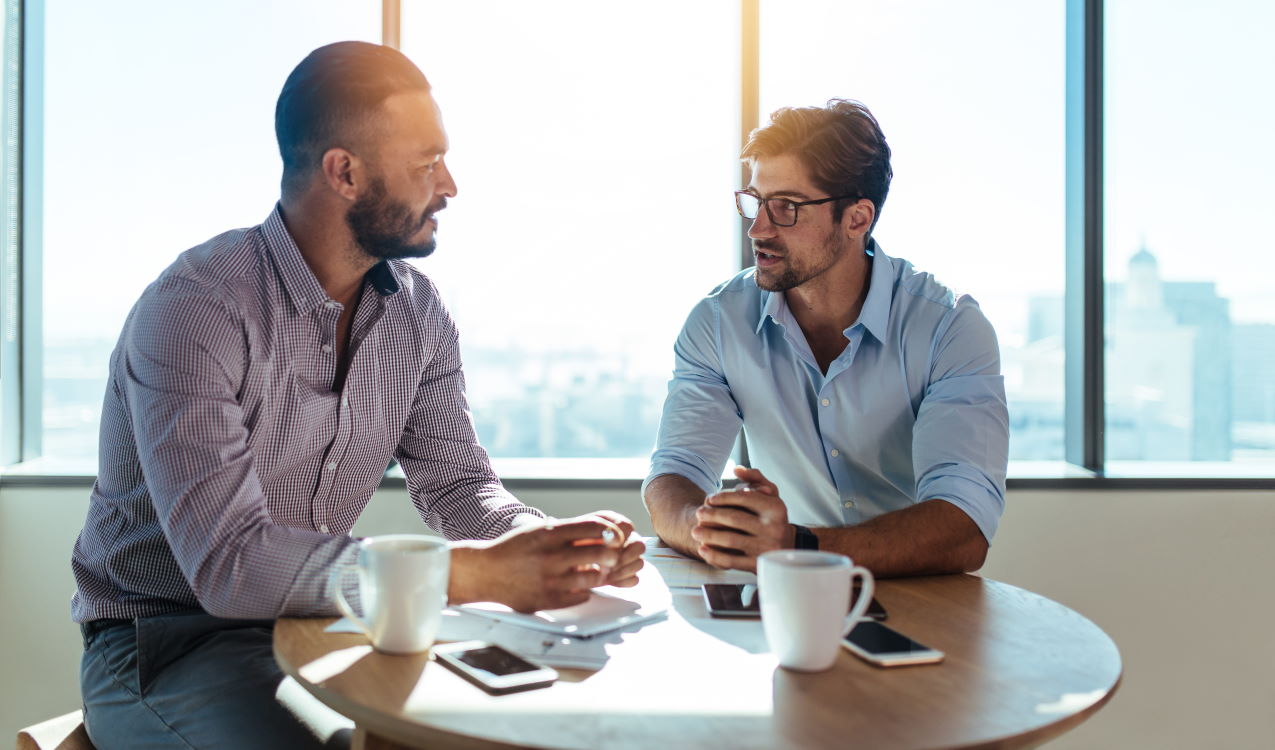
[784,247,872,341]
[278,193,376,308]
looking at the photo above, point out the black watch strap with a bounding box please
[792,524,819,550]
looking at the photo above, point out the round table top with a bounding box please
[275,566,1121,750]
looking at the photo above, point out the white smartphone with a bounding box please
[841,620,945,667]
[433,640,558,694]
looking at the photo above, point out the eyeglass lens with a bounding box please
[737,193,797,226]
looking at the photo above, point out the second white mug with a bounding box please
[758,549,875,672]
[330,534,450,655]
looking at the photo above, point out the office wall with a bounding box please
[2,483,1272,747]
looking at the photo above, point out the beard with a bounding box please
[754,226,845,292]
[346,177,444,261]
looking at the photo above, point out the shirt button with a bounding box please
[821,398,831,407]
[830,449,840,457]
[321,344,333,354]
[326,462,337,471]
[340,394,348,408]
[843,500,855,509]
[319,524,330,534]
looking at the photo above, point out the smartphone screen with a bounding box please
[703,583,761,616]
[844,620,932,654]
[702,583,887,620]
[453,645,542,677]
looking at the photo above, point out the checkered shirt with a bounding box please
[70,206,541,622]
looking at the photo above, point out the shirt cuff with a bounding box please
[644,448,722,499]
[916,472,1004,543]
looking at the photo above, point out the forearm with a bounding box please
[643,474,708,559]
[812,499,989,577]
[446,542,493,605]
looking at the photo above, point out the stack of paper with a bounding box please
[455,588,667,638]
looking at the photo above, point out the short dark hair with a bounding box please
[275,41,431,195]
[742,99,892,233]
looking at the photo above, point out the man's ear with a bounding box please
[842,198,875,242]
[320,147,362,202]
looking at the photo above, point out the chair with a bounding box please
[14,710,95,750]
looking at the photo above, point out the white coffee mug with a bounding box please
[757,550,875,672]
[330,534,450,655]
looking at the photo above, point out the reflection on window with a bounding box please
[1104,0,1275,464]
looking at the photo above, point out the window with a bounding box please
[1103,0,1275,472]
[400,0,737,471]
[5,0,1273,483]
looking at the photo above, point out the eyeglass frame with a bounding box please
[734,189,862,227]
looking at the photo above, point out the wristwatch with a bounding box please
[791,524,819,550]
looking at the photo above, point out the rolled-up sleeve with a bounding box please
[124,280,358,619]
[396,302,543,540]
[644,297,743,497]
[912,297,1009,542]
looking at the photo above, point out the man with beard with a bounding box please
[644,100,1008,577]
[70,42,643,749]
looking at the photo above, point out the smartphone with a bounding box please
[433,641,558,694]
[702,583,888,621]
[702,583,762,617]
[840,620,944,667]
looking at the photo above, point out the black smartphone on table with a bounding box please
[841,620,944,667]
[433,641,558,695]
[702,582,887,621]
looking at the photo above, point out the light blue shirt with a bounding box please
[645,241,1009,541]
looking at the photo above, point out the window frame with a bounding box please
[2,0,1272,490]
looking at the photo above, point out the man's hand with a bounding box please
[581,510,646,588]
[449,516,624,613]
[690,466,795,572]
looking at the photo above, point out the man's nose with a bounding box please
[746,208,775,239]
[438,160,457,198]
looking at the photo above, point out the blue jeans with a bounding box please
[79,611,350,750]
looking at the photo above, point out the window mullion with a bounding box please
[382,0,400,49]
[1064,0,1104,473]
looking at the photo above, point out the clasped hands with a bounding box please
[690,466,794,573]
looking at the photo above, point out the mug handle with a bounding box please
[328,563,371,636]
[841,566,875,635]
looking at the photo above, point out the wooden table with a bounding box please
[275,564,1121,750]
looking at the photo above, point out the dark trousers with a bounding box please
[79,611,351,750]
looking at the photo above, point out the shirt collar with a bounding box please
[756,281,786,334]
[856,237,893,343]
[261,204,401,316]
[754,236,893,343]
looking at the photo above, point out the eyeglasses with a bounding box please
[734,190,861,227]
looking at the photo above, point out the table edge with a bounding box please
[273,575,1124,750]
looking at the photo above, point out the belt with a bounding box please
[80,618,133,641]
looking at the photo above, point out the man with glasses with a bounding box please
[644,99,1008,576]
